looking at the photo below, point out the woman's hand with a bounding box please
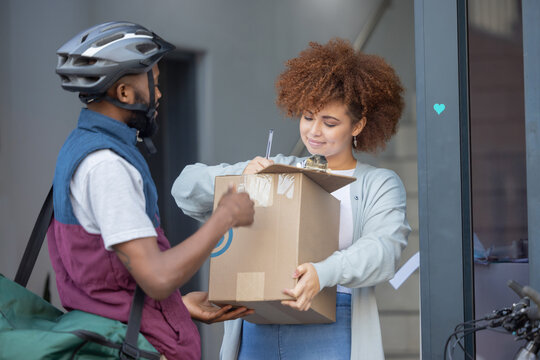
[242,156,274,175]
[281,263,321,311]
[182,291,254,324]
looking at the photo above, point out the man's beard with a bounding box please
[126,92,158,138]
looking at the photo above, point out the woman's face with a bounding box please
[299,101,363,165]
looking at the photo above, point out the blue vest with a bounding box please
[48,109,201,359]
[53,108,160,227]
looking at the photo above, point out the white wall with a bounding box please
[0,1,416,358]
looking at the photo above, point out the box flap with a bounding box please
[257,164,356,193]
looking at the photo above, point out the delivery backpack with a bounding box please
[0,187,162,359]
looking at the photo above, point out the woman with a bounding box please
[172,38,410,360]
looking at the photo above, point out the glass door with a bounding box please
[467,1,528,358]
[417,0,540,358]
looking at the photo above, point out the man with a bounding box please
[48,22,254,359]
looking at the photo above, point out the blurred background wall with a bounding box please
[0,1,418,358]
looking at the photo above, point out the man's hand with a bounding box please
[281,263,321,311]
[182,291,254,324]
[216,186,254,227]
[242,156,274,175]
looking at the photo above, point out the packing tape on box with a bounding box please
[240,175,273,207]
[238,174,296,206]
[277,174,295,199]
[237,272,265,301]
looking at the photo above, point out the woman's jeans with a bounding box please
[238,292,351,360]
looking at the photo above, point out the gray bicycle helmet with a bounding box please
[56,22,174,154]
[56,21,174,99]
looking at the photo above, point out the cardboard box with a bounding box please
[209,164,355,324]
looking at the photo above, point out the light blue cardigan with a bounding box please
[172,155,410,360]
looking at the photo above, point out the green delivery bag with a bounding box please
[0,274,161,359]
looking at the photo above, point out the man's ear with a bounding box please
[352,117,367,137]
[114,83,135,104]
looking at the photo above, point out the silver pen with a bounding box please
[265,129,274,159]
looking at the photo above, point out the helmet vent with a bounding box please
[81,34,88,43]
[82,76,100,84]
[57,55,68,66]
[136,43,158,54]
[73,56,97,66]
[135,29,152,37]
[95,33,124,47]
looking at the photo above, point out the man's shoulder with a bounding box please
[74,149,138,183]
[76,148,121,170]
[57,127,109,165]
[80,149,123,165]
[58,125,133,168]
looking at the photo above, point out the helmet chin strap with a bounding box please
[141,70,157,155]
[102,70,158,155]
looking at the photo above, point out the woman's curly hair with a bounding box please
[276,38,404,153]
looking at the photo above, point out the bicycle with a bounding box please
[445,280,540,360]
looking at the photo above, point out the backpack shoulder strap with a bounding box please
[14,185,54,287]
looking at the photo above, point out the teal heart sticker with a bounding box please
[434,103,446,115]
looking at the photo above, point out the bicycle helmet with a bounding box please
[56,21,174,97]
[56,22,175,154]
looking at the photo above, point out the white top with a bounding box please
[331,168,355,294]
[69,149,157,250]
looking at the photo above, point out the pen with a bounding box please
[265,129,274,159]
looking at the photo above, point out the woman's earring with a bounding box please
[353,136,358,148]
